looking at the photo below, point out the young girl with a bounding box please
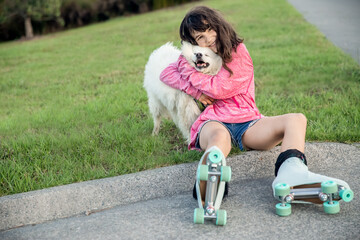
[160,6,351,202]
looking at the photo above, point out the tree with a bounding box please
[0,0,62,39]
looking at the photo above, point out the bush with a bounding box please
[0,0,198,41]
[61,0,97,28]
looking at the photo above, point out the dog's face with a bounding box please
[181,41,222,75]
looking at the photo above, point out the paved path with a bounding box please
[1,143,359,239]
[288,0,360,64]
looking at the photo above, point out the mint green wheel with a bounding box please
[339,189,354,202]
[197,165,208,181]
[274,183,290,197]
[194,208,204,224]
[208,149,223,164]
[220,166,231,182]
[275,203,291,216]
[323,201,340,214]
[216,210,227,226]
[321,180,338,194]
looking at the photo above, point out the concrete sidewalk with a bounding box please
[288,0,360,64]
[1,143,359,239]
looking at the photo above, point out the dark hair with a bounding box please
[180,6,243,75]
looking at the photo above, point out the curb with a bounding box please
[0,162,197,231]
[1,142,358,231]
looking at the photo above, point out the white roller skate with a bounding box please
[272,157,354,216]
[193,146,231,226]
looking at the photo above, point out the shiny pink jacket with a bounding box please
[160,43,263,150]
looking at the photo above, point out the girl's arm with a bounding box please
[159,61,202,99]
[177,43,254,99]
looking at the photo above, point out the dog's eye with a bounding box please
[205,54,209,57]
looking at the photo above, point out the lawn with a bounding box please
[0,0,359,196]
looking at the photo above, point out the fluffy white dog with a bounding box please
[143,41,222,143]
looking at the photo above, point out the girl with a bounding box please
[159,6,351,202]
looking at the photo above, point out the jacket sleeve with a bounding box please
[159,60,202,99]
[177,43,254,99]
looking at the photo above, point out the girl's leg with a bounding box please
[242,113,306,176]
[242,113,352,200]
[197,121,232,201]
[242,113,307,152]
[198,121,232,155]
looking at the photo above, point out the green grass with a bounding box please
[0,0,359,196]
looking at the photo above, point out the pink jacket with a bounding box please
[160,43,263,150]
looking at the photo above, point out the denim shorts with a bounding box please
[195,119,260,151]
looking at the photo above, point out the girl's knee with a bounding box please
[199,122,231,153]
[292,113,307,127]
[209,128,231,143]
[284,113,307,127]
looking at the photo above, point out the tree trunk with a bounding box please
[138,3,149,13]
[24,16,34,39]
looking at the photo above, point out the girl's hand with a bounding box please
[198,93,215,105]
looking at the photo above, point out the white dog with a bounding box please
[143,41,222,143]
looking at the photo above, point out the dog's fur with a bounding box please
[143,41,222,143]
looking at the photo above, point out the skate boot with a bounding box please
[272,151,353,217]
[193,146,231,226]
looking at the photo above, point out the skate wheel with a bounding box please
[339,189,354,202]
[275,203,291,217]
[197,165,208,181]
[321,180,338,194]
[208,149,223,164]
[274,183,290,197]
[220,166,231,182]
[194,208,204,224]
[323,201,340,214]
[216,210,227,226]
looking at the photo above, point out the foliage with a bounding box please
[0,0,63,39]
[0,0,62,21]
[0,0,198,41]
[152,0,191,9]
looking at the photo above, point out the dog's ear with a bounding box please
[181,41,192,50]
[181,41,194,60]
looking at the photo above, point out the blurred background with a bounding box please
[0,0,198,42]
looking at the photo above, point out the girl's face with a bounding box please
[192,28,217,53]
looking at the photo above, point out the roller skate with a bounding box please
[193,146,231,226]
[272,157,354,216]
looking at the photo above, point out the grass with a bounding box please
[0,0,359,196]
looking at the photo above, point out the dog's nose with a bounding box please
[195,53,202,59]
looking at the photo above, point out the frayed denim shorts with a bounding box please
[195,119,261,151]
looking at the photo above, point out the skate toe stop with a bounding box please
[340,189,354,202]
